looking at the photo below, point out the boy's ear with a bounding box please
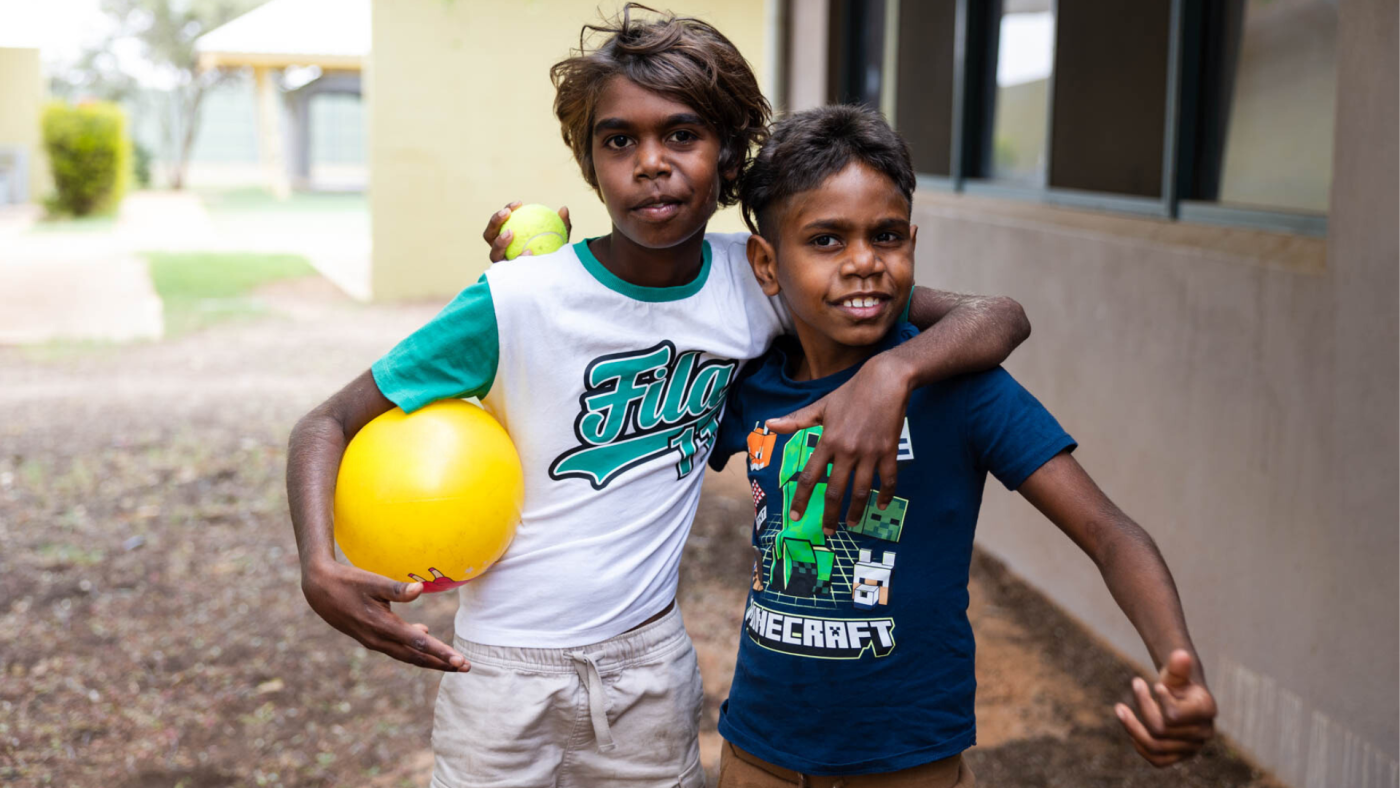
[746,234,781,297]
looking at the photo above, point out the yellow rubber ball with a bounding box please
[502,203,568,260]
[334,400,523,592]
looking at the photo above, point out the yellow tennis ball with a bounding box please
[333,400,523,592]
[501,203,568,260]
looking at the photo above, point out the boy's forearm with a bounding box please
[1093,520,1205,683]
[287,408,348,576]
[286,370,397,578]
[893,288,1031,388]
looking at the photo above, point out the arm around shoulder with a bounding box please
[898,287,1030,388]
[907,287,1030,343]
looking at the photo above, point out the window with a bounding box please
[812,0,1335,235]
[1179,0,1337,218]
[987,0,1054,186]
[1045,0,1171,197]
[310,93,366,166]
[827,0,889,108]
[821,0,960,180]
[893,1,957,177]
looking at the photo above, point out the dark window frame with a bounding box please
[894,0,1330,237]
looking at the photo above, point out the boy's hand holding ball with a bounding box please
[484,201,572,262]
[301,559,470,672]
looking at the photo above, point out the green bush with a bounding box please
[41,101,131,216]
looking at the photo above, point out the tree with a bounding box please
[65,0,268,189]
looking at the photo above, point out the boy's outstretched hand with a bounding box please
[1115,649,1217,767]
[302,560,470,673]
[483,201,572,262]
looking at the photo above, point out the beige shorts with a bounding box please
[430,604,705,788]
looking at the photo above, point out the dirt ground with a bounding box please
[0,278,1282,787]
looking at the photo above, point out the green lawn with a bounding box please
[144,251,316,336]
[198,187,366,216]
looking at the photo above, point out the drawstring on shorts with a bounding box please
[567,651,617,752]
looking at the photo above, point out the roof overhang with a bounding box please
[196,0,368,72]
[197,51,363,71]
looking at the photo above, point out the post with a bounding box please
[253,65,291,199]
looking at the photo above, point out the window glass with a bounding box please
[310,93,365,165]
[827,0,887,108]
[189,78,258,164]
[894,0,956,176]
[1048,0,1171,197]
[1215,0,1336,213]
[988,0,1054,185]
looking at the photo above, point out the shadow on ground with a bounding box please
[0,278,1280,787]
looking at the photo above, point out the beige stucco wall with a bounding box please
[908,1,1397,785]
[0,47,48,203]
[369,0,774,301]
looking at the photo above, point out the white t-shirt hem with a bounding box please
[453,594,678,649]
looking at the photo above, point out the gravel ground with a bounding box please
[0,277,1281,787]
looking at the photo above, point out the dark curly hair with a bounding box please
[551,4,771,207]
[741,104,915,239]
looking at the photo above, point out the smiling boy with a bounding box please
[709,104,1217,787]
[288,9,1034,788]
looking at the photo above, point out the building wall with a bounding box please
[905,1,1396,785]
[369,0,774,301]
[0,47,48,203]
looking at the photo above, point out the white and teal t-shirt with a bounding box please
[370,233,789,647]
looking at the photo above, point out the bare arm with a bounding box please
[1020,453,1198,670]
[900,287,1031,385]
[770,286,1032,530]
[287,370,469,672]
[1019,452,1217,766]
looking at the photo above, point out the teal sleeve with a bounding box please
[370,276,499,413]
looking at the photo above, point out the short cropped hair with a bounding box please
[551,4,771,207]
[741,104,915,238]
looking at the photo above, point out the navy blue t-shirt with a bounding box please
[708,323,1076,775]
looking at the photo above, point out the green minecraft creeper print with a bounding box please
[849,491,908,542]
[772,426,835,597]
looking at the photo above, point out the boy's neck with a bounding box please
[787,319,882,382]
[589,227,708,289]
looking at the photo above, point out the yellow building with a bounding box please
[369,0,776,301]
[0,47,48,206]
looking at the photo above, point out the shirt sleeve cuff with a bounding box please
[998,434,1078,490]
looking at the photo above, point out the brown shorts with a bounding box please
[718,740,975,788]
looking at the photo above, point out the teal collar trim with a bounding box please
[574,237,711,302]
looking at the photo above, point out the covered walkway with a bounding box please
[195,0,369,197]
